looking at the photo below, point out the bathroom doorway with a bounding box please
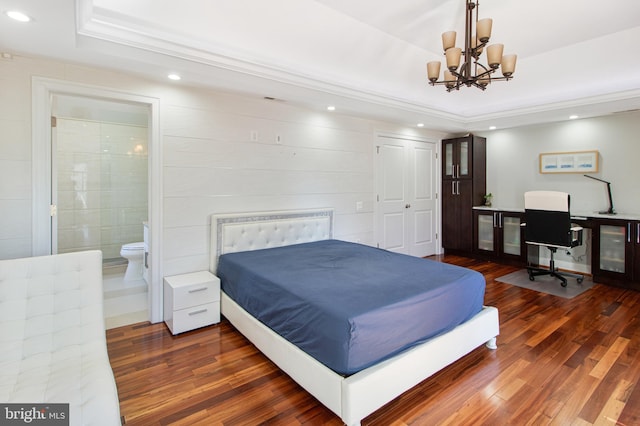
[52,95,149,260]
[32,77,163,327]
[52,95,150,328]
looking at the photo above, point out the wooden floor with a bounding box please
[107,255,640,425]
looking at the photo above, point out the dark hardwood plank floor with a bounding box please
[107,255,640,425]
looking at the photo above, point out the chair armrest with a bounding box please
[570,226,583,247]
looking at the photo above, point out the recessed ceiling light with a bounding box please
[569,115,579,120]
[6,10,31,22]
[489,126,497,130]
[327,105,336,111]
[167,73,181,81]
[417,123,424,127]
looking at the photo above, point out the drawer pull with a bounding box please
[188,309,208,316]
[188,287,208,293]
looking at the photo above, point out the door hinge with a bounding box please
[50,204,57,216]
[376,146,380,154]
[51,116,57,127]
[376,194,379,202]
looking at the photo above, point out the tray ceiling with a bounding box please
[2,0,639,131]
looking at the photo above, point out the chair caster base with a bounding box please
[526,267,583,288]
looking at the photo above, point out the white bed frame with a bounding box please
[210,209,499,426]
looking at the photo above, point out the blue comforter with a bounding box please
[217,239,485,375]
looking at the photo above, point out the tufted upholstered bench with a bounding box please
[0,250,121,425]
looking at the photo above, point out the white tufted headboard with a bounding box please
[210,209,333,272]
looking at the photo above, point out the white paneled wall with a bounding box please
[55,118,148,260]
[0,57,32,259]
[160,97,377,276]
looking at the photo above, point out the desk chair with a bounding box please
[524,191,584,287]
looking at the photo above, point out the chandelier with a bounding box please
[427,0,517,91]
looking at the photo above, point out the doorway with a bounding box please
[51,95,149,328]
[375,134,438,257]
[32,77,163,324]
[52,95,149,259]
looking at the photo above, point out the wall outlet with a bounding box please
[356,201,363,211]
[250,131,259,142]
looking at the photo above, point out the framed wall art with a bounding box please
[539,150,599,174]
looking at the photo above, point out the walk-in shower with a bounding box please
[52,96,149,265]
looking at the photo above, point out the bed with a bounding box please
[210,209,499,426]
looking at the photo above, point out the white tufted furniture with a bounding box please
[0,250,121,425]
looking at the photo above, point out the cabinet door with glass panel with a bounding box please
[501,212,524,260]
[475,210,495,254]
[442,137,470,180]
[598,223,627,274]
[474,210,524,262]
[592,219,634,282]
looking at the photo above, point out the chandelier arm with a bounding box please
[470,40,487,60]
[488,76,513,82]
[429,78,490,91]
[473,61,494,78]
[475,61,490,72]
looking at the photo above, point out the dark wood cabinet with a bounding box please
[442,179,474,252]
[441,135,486,254]
[592,218,640,290]
[473,209,525,264]
[634,222,640,285]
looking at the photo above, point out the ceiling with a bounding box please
[2,0,640,132]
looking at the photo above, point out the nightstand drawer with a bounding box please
[168,302,220,334]
[165,271,220,311]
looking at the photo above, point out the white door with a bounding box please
[376,135,437,257]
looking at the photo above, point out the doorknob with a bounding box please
[405,204,411,209]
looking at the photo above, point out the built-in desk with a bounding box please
[473,207,640,291]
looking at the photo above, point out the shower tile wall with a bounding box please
[56,118,148,261]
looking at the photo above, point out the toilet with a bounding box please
[120,242,145,281]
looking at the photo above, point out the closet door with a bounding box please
[376,135,437,257]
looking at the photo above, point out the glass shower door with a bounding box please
[52,116,148,261]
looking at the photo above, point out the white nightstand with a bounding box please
[163,271,220,335]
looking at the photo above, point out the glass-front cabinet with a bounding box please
[592,218,640,289]
[443,138,470,180]
[598,224,626,274]
[477,212,494,252]
[502,215,523,257]
[474,209,524,263]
